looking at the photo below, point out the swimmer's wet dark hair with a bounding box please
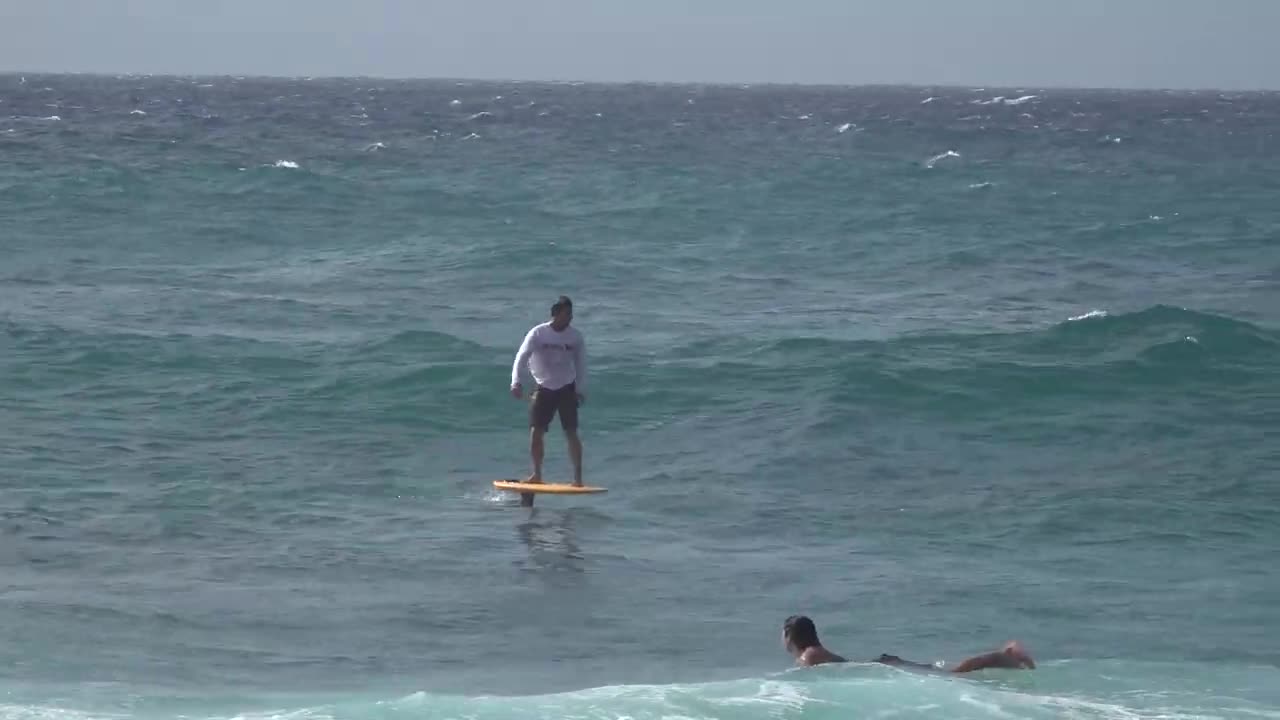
[783,615,820,650]
[550,295,573,316]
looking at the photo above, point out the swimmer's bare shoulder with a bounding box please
[797,646,847,667]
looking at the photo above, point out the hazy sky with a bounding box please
[3,0,1278,89]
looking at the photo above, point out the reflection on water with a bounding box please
[516,507,585,573]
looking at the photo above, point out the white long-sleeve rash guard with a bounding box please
[511,322,587,393]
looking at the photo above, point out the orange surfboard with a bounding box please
[493,480,607,495]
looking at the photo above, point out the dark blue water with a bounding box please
[2,74,1279,719]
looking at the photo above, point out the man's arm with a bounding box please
[511,328,534,393]
[573,332,587,398]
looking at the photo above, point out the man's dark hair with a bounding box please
[783,615,820,650]
[550,295,573,316]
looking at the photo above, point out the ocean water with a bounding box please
[2,73,1279,719]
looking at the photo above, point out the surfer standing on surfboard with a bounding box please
[510,296,587,489]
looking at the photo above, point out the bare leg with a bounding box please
[566,430,583,486]
[950,641,1036,673]
[523,427,546,507]
[527,427,545,483]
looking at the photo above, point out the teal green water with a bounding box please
[2,74,1279,719]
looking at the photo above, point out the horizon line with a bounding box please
[2,69,1277,95]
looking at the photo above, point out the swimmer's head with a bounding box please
[782,615,820,655]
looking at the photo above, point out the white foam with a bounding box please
[836,122,853,133]
[926,150,960,168]
[1069,309,1108,322]
[959,692,1022,719]
[182,663,1280,720]
[0,703,130,720]
[272,160,300,169]
[703,680,813,712]
[1005,95,1038,105]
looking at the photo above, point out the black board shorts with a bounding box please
[529,382,579,432]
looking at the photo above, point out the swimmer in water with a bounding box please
[782,615,1036,672]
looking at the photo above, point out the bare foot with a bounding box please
[524,474,543,484]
